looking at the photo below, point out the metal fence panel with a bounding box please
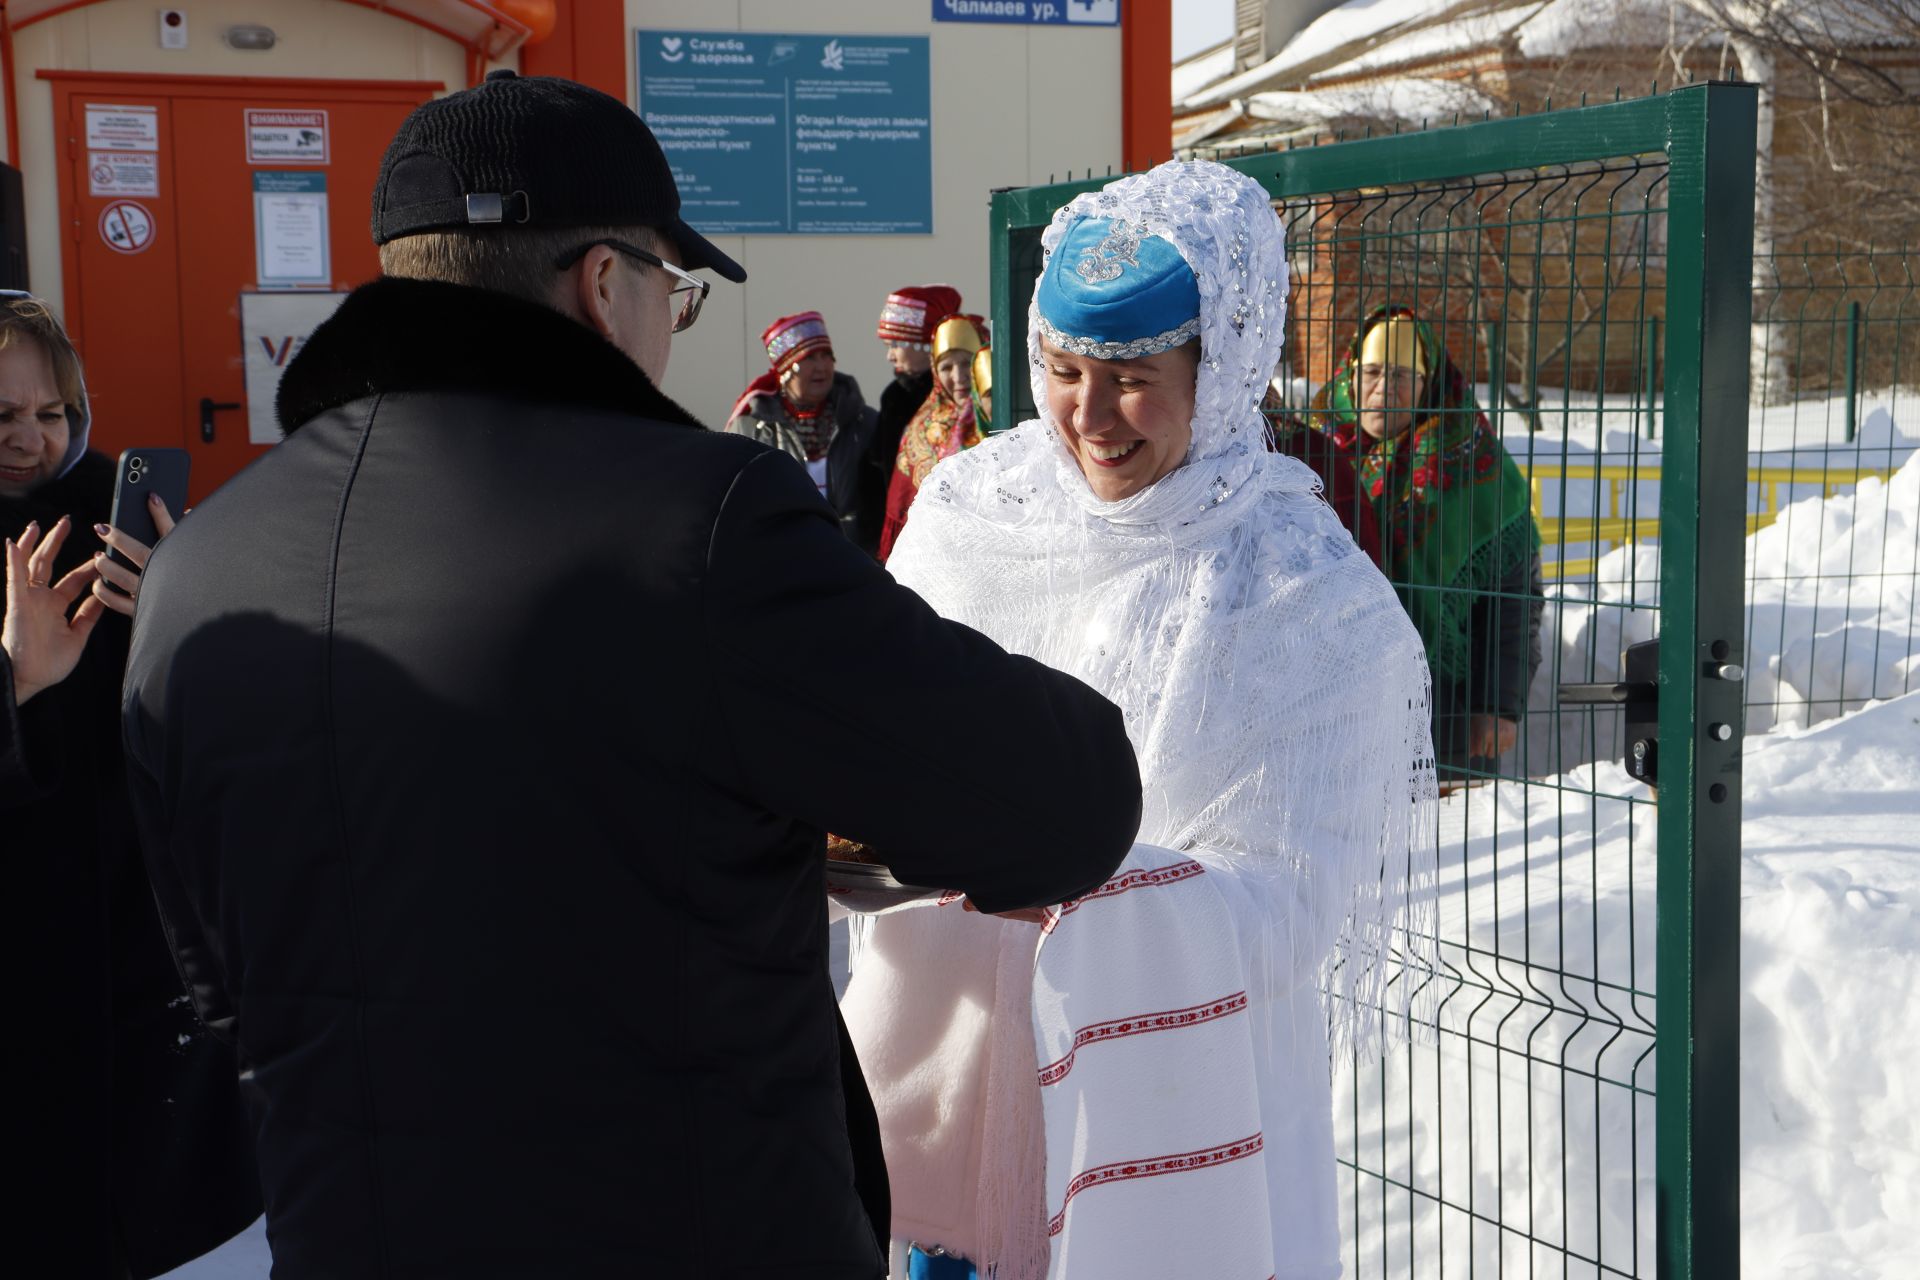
[986,84,1759,1280]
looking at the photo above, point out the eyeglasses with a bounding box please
[554,239,709,333]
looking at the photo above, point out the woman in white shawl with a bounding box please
[841,160,1437,1280]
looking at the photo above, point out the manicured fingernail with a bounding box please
[94,523,111,538]
[148,493,162,506]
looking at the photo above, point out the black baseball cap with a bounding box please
[371,70,745,283]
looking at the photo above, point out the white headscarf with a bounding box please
[888,160,1438,1050]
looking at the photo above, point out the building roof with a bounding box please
[1173,40,1237,103]
[1172,0,1907,114]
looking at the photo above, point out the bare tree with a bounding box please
[1654,0,1916,406]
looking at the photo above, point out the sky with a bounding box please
[1173,0,1238,59]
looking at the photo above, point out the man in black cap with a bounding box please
[121,74,1140,1279]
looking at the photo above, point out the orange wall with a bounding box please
[519,0,626,100]
[1122,0,1172,170]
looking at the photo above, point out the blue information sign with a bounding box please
[932,0,1118,25]
[637,31,932,235]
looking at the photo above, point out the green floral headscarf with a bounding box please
[1306,303,1538,693]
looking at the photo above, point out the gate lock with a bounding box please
[1558,639,1662,786]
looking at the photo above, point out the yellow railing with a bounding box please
[1527,462,1899,579]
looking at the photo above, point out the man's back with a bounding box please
[124,279,1141,1278]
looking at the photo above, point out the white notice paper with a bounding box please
[240,292,347,444]
[245,109,329,165]
[252,172,330,289]
[88,151,159,197]
[85,103,159,152]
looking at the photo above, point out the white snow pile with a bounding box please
[1521,446,1917,776]
[1339,689,1920,1279]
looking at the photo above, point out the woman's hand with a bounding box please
[90,493,177,618]
[1467,714,1518,760]
[3,516,106,705]
[962,899,1053,925]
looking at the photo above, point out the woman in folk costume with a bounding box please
[859,285,964,554]
[877,313,988,562]
[1299,304,1543,776]
[726,310,875,542]
[970,345,994,435]
[840,161,1438,1280]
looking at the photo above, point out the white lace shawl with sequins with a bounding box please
[887,160,1439,1052]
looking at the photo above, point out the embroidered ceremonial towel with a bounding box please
[1033,843,1340,1280]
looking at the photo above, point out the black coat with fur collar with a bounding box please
[121,278,1140,1278]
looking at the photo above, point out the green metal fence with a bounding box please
[1509,247,1916,771]
[988,83,1758,1279]
[1743,249,1918,733]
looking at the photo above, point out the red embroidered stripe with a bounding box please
[1047,1133,1265,1237]
[1037,992,1250,1087]
[1041,859,1206,934]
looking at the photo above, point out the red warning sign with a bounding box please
[99,200,156,254]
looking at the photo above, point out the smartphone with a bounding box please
[107,447,191,576]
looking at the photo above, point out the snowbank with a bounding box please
[1245,78,1495,131]
[1520,446,1917,776]
[1339,690,1920,1279]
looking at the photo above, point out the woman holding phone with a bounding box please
[1,291,258,1278]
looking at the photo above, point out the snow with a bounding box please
[1266,0,1501,79]
[1339,688,1920,1279]
[1244,78,1495,130]
[1485,388,1920,465]
[1513,0,1715,60]
[1179,0,1913,115]
[1521,438,1916,783]
[1294,3,1531,81]
[1178,0,1730,110]
[1180,0,1532,108]
[1173,41,1237,103]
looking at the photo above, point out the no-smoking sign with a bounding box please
[99,200,155,254]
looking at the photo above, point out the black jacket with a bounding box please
[2,453,258,1279]
[855,370,932,555]
[1431,538,1545,773]
[121,278,1140,1279]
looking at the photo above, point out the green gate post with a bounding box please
[989,186,1016,435]
[1655,81,1755,1280]
[990,178,1106,432]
